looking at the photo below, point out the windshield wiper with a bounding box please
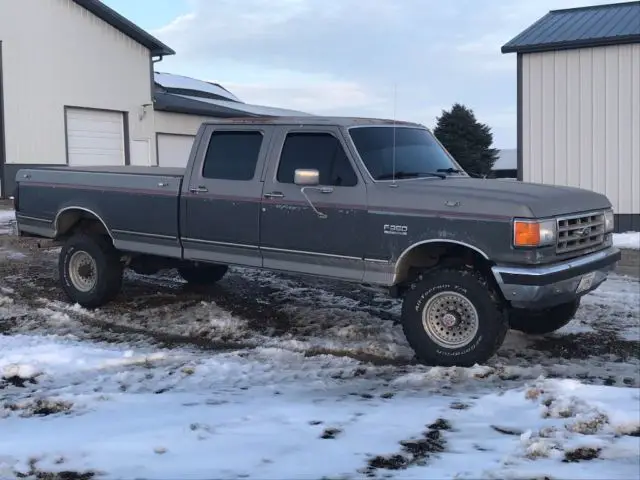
[377,171,446,180]
[437,168,484,178]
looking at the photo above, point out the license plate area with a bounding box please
[576,272,596,293]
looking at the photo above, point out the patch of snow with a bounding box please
[0,335,637,479]
[575,274,640,342]
[0,209,15,224]
[1,363,40,381]
[613,232,640,250]
[0,209,15,235]
[154,71,242,102]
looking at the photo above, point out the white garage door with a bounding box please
[157,133,195,168]
[65,108,125,166]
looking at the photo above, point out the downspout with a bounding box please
[150,54,164,166]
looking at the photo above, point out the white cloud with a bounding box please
[224,79,382,114]
[149,0,636,147]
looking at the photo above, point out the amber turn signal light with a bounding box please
[513,221,541,247]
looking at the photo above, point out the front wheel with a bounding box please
[58,233,123,309]
[508,299,580,335]
[401,268,508,367]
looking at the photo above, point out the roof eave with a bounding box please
[502,34,640,54]
[72,0,176,57]
[151,46,177,57]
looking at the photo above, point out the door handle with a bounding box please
[189,185,208,193]
[264,192,285,199]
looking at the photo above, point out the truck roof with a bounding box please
[201,115,425,128]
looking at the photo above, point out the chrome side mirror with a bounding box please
[294,169,319,186]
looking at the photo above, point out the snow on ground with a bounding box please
[0,208,15,235]
[613,232,640,250]
[0,334,638,480]
[1,207,639,478]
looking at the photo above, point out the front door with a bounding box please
[260,126,367,281]
[182,125,272,267]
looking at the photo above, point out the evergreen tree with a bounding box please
[433,103,499,177]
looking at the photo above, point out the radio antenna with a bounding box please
[391,82,398,187]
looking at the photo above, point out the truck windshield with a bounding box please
[348,126,466,181]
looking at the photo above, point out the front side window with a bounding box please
[276,132,358,187]
[202,130,263,180]
[348,127,465,180]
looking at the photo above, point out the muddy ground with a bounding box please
[1,223,639,388]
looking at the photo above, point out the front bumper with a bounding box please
[491,246,621,309]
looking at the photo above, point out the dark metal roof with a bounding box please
[502,1,640,54]
[72,0,175,56]
[154,92,250,118]
[154,92,423,127]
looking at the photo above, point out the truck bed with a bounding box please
[14,165,184,259]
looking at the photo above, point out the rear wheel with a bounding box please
[58,233,123,308]
[508,299,580,335]
[178,263,228,285]
[401,268,508,367]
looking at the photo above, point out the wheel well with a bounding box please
[55,209,111,241]
[394,242,494,286]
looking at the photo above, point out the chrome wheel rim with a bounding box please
[68,251,97,292]
[422,291,479,349]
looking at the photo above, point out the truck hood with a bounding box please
[386,177,612,218]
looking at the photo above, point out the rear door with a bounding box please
[260,126,367,281]
[182,124,272,267]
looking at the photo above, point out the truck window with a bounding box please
[348,126,462,180]
[202,131,263,180]
[276,132,358,187]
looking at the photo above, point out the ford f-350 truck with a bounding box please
[13,116,621,366]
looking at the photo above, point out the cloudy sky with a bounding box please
[103,0,624,148]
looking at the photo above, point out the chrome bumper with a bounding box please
[492,246,621,309]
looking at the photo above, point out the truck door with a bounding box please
[260,126,367,281]
[182,124,272,267]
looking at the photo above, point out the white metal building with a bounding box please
[502,1,640,232]
[0,0,175,197]
[153,72,310,168]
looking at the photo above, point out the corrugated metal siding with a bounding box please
[503,2,640,53]
[0,0,156,168]
[522,43,640,215]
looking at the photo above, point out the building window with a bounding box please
[202,131,263,180]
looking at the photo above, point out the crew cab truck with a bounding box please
[13,116,621,367]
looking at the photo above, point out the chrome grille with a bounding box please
[556,211,605,255]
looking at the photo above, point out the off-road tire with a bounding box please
[401,268,508,367]
[178,264,228,285]
[58,233,123,309]
[508,299,580,335]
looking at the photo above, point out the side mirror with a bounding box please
[294,169,319,186]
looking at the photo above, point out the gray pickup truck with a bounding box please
[13,116,621,366]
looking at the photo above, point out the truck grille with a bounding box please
[556,211,605,255]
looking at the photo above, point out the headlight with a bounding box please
[604,209,614,233]
[513,219,556,247]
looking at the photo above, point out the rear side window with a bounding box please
[202,131,263,180]
[276,132,358,187]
